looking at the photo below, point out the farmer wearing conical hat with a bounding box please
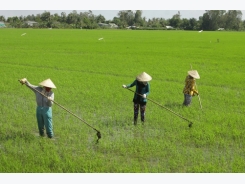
[183,70,200,106]
[19,78,56,138]
[122,72,152,125]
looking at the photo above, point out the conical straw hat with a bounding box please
[39,78,56,88]
[188,70,200,79]
[136,72,152,82]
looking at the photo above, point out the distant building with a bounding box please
[98,23,118,28]
[0,21,6,28]
[108,23,118,28]
[26,21,38,26]
[98,23,108,27]
[126,25,139,29]
[166,26,174,29]
[217,28,225,31]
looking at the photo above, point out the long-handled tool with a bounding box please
[125,88,193,127]
[18,80,102,143]
[195,82,202,110]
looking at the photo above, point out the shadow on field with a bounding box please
[0,130,35,142]
[163,102,183,109]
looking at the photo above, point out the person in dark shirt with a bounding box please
[122,72,152,125]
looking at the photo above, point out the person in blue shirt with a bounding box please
[122,72,152,125]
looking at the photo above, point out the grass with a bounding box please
[0,29,245,173]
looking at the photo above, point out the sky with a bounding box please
[1,0,245,20]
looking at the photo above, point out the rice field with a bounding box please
[0,28,245,174]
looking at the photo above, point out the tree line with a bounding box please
[0,10,244,31]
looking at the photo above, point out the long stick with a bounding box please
[195,82,203,110]
[19,80,101,142]
[125,88,193,127]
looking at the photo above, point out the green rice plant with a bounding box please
[0,29,245,173]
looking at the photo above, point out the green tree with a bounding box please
[80,12,91,29]
[60,12,67,23]
[96,14,106,23]
[25,14,35,21]
[112,17,121,27]
[159,18,167,28]
[52,13,60,22]
[88,10,98,29]
[40,11,51,28]
[35,14,42,22]
[40,11,51,22]
[225,10,243,30]
[180,18,190,30]
[202,10,225,30]
[66,12,76,25]
[151,18,161,28]
[201,12,211,30]
[242,20,245,30]
[117,10,135,27]
[196,16,203,30]
[134,10,143,26]
[189,18,197,30]
[0,15,5,22]
[169,12,181,29]
[7,16,21,28]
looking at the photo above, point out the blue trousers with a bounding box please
[36,106,53,138]
[183,94,192,106]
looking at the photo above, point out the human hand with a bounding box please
[47,97,52,101]
[143,94,146,98]
[122,85,127,88]
[19,78,27,85]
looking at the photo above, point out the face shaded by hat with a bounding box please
[136,72,152,82]
[39,78,56,89]
[188,70,200,79]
